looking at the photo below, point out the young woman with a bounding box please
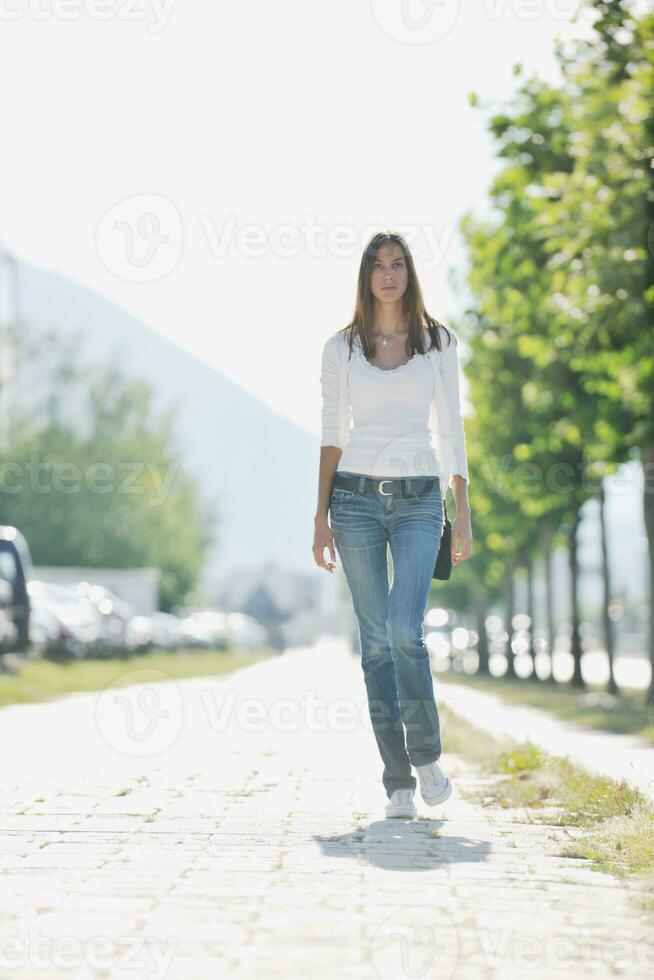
[313,231,473,820]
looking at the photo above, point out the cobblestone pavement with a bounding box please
[0,639,652,979]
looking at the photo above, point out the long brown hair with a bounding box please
[340,231,453,360]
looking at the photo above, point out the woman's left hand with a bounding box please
[451,509,473,565]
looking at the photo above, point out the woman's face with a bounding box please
[369,242,409,304]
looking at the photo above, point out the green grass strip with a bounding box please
[443,706,654,906]
[0,647,276,707]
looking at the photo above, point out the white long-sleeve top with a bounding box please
[320,326,470,489]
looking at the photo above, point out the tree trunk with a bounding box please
[504,564,516,679]
[526,559,537,678]
[543,526,557,684]
[475,601,490,676]
[569,495,585,689]
[599,479,618,696]
[643,446,654,705]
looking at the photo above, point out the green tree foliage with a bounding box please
[454,1,654,695]
[0,323,215,611]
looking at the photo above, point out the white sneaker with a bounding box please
[385,787,417,819]
[415,760,453,806]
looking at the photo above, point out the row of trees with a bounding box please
[0,320,213,611]
[439,0,654,702]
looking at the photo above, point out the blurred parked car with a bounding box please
[148,612,184,650]
[72,582,135,655]
[27,580,102,660]
[125,615,154,653]
[0,526,33,654]
[178,608,230,649]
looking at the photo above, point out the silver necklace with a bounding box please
[374,327,407,348]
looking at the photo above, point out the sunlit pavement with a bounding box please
[436,677,654,804]
[0,638,652,979]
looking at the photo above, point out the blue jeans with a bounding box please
[329,471,445,799]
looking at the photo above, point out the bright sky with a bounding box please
[0,1,594,435]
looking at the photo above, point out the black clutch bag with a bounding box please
[433,500,452,580]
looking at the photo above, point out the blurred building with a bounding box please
[213,560,350,649]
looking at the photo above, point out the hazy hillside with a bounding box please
[14,259,322,597]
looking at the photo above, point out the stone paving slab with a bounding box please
[0,638,651,978]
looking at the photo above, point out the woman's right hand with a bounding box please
[313,517,337,573]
